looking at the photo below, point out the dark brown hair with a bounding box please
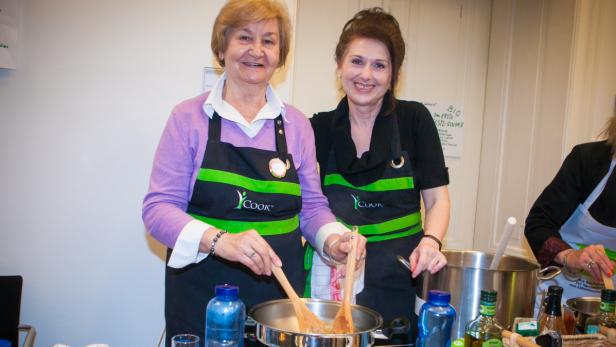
[211,0,291,68]
[335,7,405,105]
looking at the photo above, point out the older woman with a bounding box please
[142,0,365,344]
[309,8,450,340]
[525,115,616,311]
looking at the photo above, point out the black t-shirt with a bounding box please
[310,96,449,193]
[524,141,616,255]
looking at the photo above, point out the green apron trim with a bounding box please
[197,168,301,196]
[576,243,616,262]
[324,173,414,191]
[362,223,422,242]
[303,245,315,297]
[189,213,299,235]
[339,211,421,236]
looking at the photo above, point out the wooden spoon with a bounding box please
[331,227,359,334]
[271,265,328,333]
[603,270,614,290]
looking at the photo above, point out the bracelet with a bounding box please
[421,234,442,251]
[209,230,227,255]
[321,236,343,265]
[562,249,575,270]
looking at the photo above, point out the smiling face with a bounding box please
[221,19,281,89]
[337,37,392,111]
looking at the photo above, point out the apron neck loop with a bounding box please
[274,115,289,160]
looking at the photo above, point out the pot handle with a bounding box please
[373,316,410,339]
[537,266,561,280]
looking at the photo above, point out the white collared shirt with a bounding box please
[202,72,286,138]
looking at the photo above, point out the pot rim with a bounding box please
[248,298,383,336]
[441,249,541,272]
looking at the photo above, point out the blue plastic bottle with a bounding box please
[416,290,457,347]
[205,284,246,347]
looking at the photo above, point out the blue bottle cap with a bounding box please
[0,339,11,347]
[427,290,451,304]
[215,284,239,299]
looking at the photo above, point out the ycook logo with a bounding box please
[351,195,384,210]
[235,190,275,211]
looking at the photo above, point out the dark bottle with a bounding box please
[464,290,503,347]
[539,285,565,335]
[586,289,616,333]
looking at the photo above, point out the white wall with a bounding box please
[0,1,227,346]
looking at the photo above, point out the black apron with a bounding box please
[165,114,304,347]
[319,112,423,341]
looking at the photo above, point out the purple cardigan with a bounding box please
[142,92,336,248]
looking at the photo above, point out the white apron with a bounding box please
[535,159,616,313]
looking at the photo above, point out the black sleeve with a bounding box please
[310,112,332,184]
[401,101,449,190]
[524,145,585,256]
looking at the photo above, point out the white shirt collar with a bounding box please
[203,72,287,138]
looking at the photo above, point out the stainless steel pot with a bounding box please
[566,296,600,331]
[248,298,406,347]
[403,250,560,339]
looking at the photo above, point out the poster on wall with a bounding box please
[0,0,18,69]
[421,101,464,158]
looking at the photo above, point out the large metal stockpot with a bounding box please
[416,250,560,339]
[249,298,403,347]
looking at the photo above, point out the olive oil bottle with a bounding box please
[464,290,502,347]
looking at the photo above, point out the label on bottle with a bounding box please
[585,324,599,334]
[480,303,496,316]
[601,301,615,313]
[481,338,503,347]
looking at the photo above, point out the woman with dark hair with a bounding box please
[142,1,365,345]
[525,115,616,311]
[308,7,450,340]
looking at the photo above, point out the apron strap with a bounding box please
[208,112,222,141]
[274,115,290,161]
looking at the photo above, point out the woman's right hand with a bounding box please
[203,229,282,276]
[559,244,614,281]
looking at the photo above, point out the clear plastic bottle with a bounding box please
[464,290,503,347]
[539,285,566,335]
[205,284,245,347]
[416,290,457,347]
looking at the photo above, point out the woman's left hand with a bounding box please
[408,237,447,278]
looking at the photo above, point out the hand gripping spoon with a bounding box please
[331,226,359,333]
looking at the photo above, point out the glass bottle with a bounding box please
[464,290,503,347]
[205,284,245,347]
[539,285,566,335]
[416,290,457,347]
[586,289,616,333]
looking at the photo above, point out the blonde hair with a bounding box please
[211,0,291,68]
[600,115,616,154]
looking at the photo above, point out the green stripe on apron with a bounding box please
[338,211,421,236]
[190,213,299,235]
[303,246,314,297]
[198,168,301,196]
[324,173,414,191]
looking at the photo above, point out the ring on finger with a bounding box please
[587,260,595,269]
[248,251,256,258]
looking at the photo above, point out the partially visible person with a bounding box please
[308,7,450,341]
[142,1,365,345]
[525,114,616,311]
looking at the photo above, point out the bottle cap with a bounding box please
[427,290,451,305]
[215,284,239,299]
[601,289,616,302]
[480,290,497,302]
